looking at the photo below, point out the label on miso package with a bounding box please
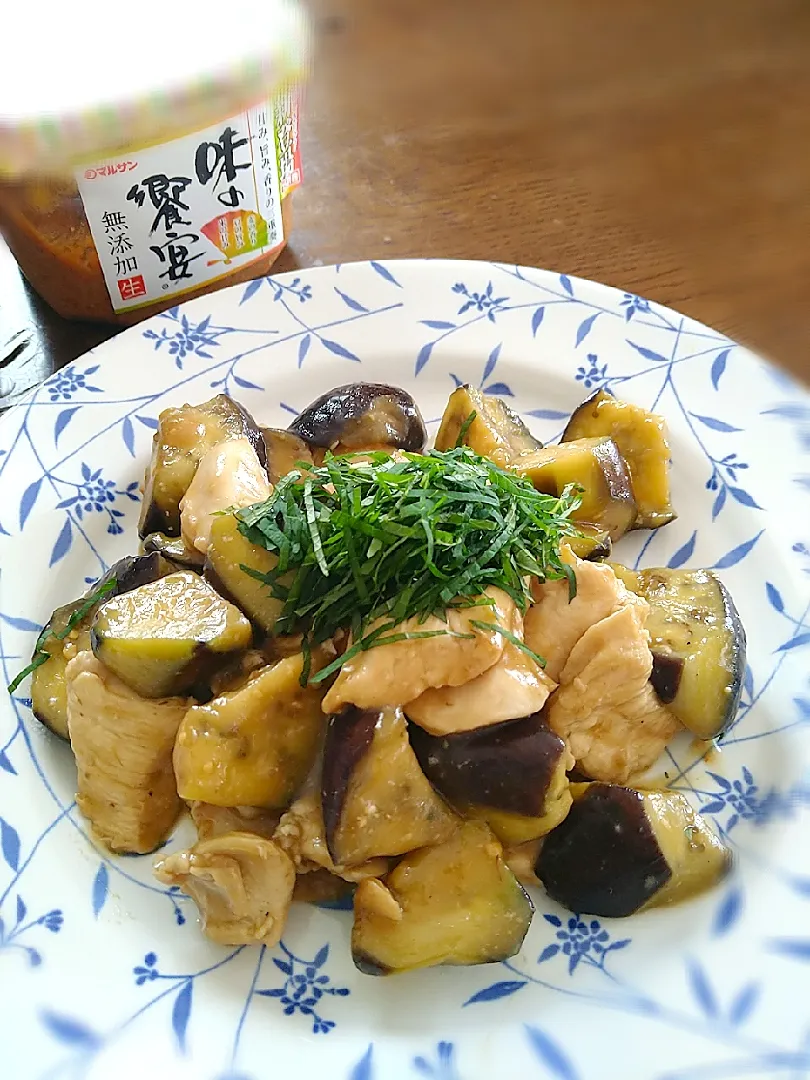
[76,93,301,311]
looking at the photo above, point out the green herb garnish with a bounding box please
[236,446,581,684]
[7,577,117,695]
[469,619,547,669]
[455,409,477,448]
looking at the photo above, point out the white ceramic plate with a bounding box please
[1,260,809,1080]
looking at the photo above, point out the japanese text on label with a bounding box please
[76,95,301,313]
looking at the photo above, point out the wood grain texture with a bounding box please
[1,0,808,407]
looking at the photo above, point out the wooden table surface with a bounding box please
[2,0,809,408]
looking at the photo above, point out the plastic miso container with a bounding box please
[0,0,308,325]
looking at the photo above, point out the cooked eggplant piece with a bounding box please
[471,805,568,847]
[154,832,295,946]
[410,711,574,844]
[292,868,353,906]
[563,523,612,562]
[611,564,746,739]
[91,571,252,698]
[31,552,175,741]
[651,653,683,704]
[138,394,267,538]
[31,631,81,741]
[563,390,676,529]
[321,706,458,866]
[434,385,542,466]
[195,647,270,700]
[260,633,307,662]
[546,603,680,783]
[512,437,636,541]
[351,820,534,975]
[104,552,178,595]
[405,640,555,736]
[179,437,271,555]
[536,783,731,917]
[189,801,282,842]
[174,651,329,808]
[503,837,544,888]
[261,427,314,482]
[288,383,427,453]
[274,794,390,883]
[65,651,189,853]
[321,586,518,713]
[204,513,288,634]
[141,532,205,571]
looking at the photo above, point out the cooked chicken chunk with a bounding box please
[65,651,188,854]
[525,555,644,682]
[274,794,389,882]
[154,832,294,946]
[547,604,680,783]
[406,639,556,734]
[321,587,518,713]
[189,803,344,907]
[189,802,281,842]
[180,437,271,555]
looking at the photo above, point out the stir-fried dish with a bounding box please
[11,381,745,974]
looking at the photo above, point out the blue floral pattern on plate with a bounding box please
[0,260,808,1080]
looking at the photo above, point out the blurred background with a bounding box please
[1,0,809,405]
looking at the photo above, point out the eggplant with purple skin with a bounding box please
[91,571,252,698]
[260,427,314,483]
[503,837,544,888]
[288,383,427,453]
[611,564,746,739]
[536,782,731,917]
[512,437,637,541]
[351,819,534,975]
[321,706,457,866]
[563,389,676,530]
[410,711,574,844]
[292,869,354,906]
[433,385,542,466]
[141,532,206,572]
[31,552,175,741]
[138,394,267,538]
[563,523,612,562]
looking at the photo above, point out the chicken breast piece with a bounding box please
[321,587,518,713]
[188,802,348,907]
[524,554,645,681]
[547,604,680,784]
[405,639,556,735]
[180,436,271,555]
[154,832,294,946]
[274,794,389,883]
[65,651,188,854]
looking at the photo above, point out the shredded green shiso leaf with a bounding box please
[236,446,581,684]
